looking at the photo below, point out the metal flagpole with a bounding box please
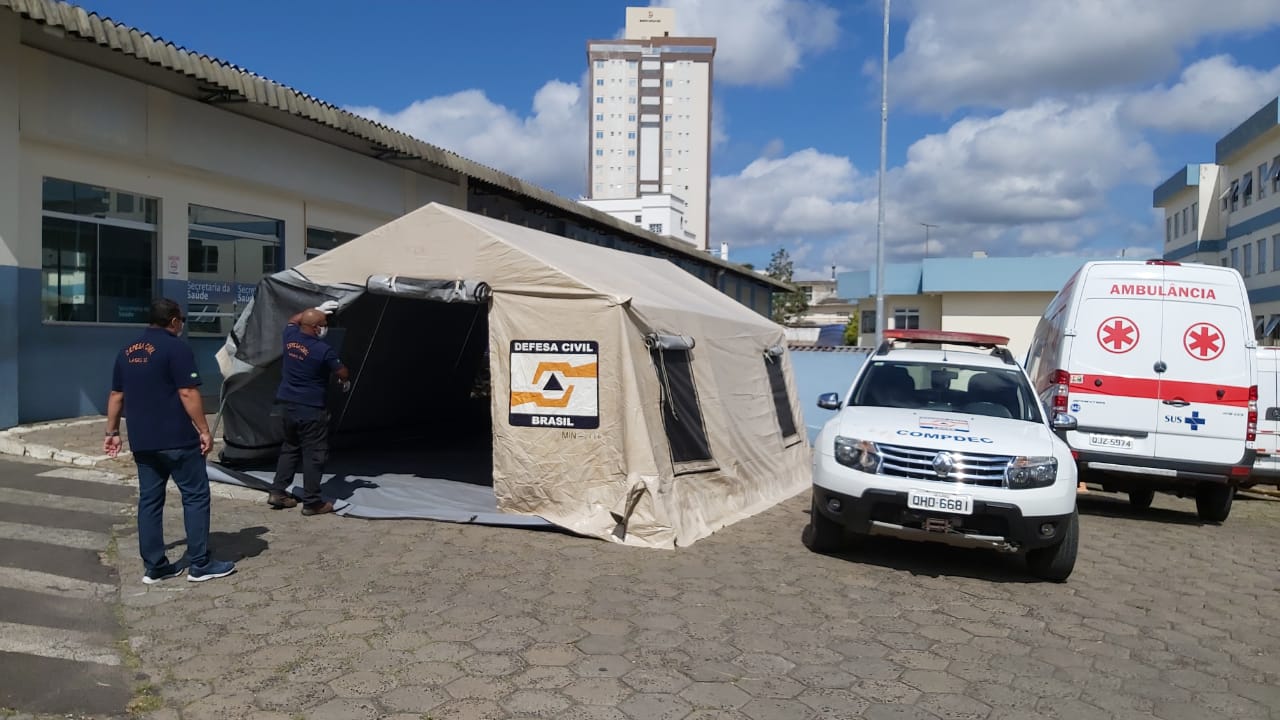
[874,0,891,347]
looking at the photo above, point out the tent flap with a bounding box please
[366,275,492,303]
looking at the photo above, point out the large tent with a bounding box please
[213,203,810,548]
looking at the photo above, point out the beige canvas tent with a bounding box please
[215,203,809,548]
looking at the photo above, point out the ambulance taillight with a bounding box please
[1052,369,1070,414]
[1247,385,1258,444]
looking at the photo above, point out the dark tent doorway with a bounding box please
[209,274,549,527]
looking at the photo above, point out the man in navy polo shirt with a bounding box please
[268,301,350,515]
[104,298,236,584]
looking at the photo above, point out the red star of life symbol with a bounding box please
[1097,316,1138,354]
[1184,322,1223,360]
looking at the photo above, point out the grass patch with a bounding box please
[126,682,163,716]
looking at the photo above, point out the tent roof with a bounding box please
[297,203,777,330]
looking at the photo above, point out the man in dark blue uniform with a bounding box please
[104,298,237,584]
[268,301,350,515]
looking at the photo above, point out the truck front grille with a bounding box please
[878,443,1012,487]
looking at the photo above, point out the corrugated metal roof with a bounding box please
[0,0,786,290]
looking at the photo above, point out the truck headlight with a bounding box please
[835,436,881,473]
[1006,456,1058,489]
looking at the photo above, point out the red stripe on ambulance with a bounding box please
[1069,374,1250,407]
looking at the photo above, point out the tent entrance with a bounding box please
[211,292,549,527]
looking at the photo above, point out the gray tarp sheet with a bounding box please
[206,461,552,527]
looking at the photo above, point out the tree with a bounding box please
[843,313,860,345]
[766,248,808,325]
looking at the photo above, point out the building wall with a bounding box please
[0,11,20,428]
[940,292,1054,360]
[578,194,689,242]
[847,292,1050,359]
[4,38,463,425]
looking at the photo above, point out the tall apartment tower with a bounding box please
[582,7,716,251]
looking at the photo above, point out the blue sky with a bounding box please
[76,0,1280,278]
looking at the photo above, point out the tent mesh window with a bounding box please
[764,353,800,443]
[650,347,714,465]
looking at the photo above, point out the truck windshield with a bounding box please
[851,360,1044,423]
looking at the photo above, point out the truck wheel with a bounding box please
[1127,489,1155,510]
[1195,484,1234,523]
[1026,511,1078,583]
[802,497,849,553]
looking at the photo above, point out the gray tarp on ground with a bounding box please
[215,203,811,548]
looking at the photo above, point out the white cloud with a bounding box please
[1121,55,1280,134]
[711,148,867,248]
[889,0,1280,112]
[347,80,586,196]
[716,97,1162,270]
[896,99,1160,226]
[652,0,840,85]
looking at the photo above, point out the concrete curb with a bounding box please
[0,418,264,504]
[0,418,122,467]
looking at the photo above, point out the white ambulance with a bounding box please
[1024,260,1257,523]
[1249,347,1280,486]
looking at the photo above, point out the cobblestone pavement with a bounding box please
[93,483,1280,720]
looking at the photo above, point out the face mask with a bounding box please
[316,326,329,340]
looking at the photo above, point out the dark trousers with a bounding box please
[271,403,330,506]
[134,447,211,571]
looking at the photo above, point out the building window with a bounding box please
[1231,181,1240,212]
[627,131,636,139]
[595,148,604,156]
[1243,172,1254,206]
[892,308,921,330]
[634,215,642,223]
[596,96,604,104]
[628,96,636,104]
[594,183,602,192]
[595,60,604,69]
[1259,239,1267,275]
[1261,163,1269,200]
[1231,246,1239,269]
[665,79,673,87]
[305,227,358,259]
[595,131,604,139]
[1274,235,1280,272]
[627,149,636,157]
[861,310,877,333]
[1192,202,1198,230]
[1165,217,1172,243]
[1273,156,1280,193]
[1244,243,1253,277]
[627,114,635,122]
[649,223,663,233]
[628,78,636,87]
[664,114,672,122]
[40,177,158,324]
[594,113,603,122]
[1173,212,1180,238]
[186,205,283,337]
[1181,207,1189,236]
[595,78,604,86]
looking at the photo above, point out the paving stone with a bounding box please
[98,478,1280,720]
[619,692,694,720]
[563,677,633,705]
[678,680,752,709]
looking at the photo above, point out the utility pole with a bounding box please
[874,0,890,347]
[920,223,938,259]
